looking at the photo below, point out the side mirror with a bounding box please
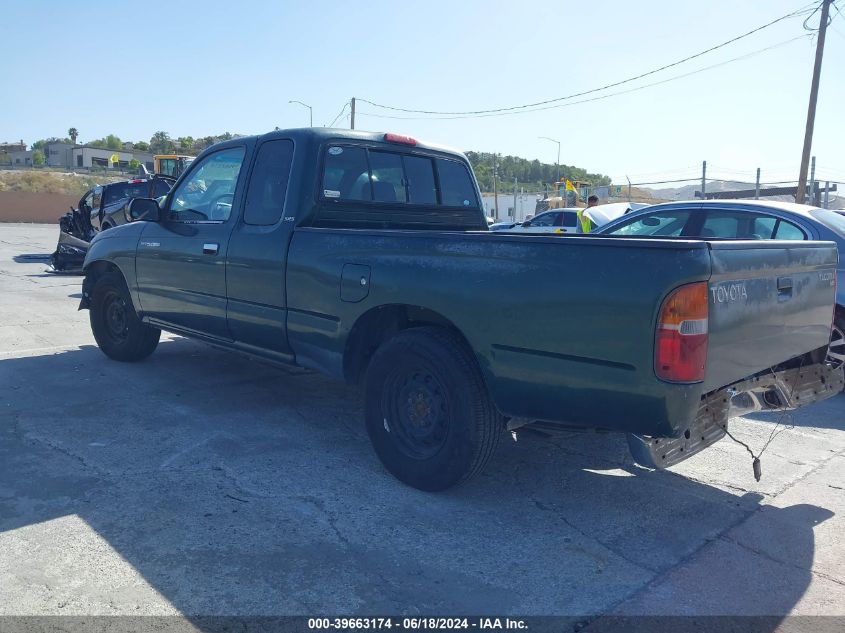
[126,198,161,223]
[641,217,661,227]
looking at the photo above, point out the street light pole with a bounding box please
[288,100,313,127]
[539,137,561,183]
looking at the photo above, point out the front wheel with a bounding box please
[364,326,502,491]
[90,272,160,362]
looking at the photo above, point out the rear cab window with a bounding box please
[316,141,483,230]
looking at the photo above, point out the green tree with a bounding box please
[150,131,174,154]
[31,137,71,150]
[105,134,122,150]
[128,159,141,170]
[177,136,194,150]
[68,127,78,144]
[133,141,150,152]
[465,151,611,194]
[88,135,121,150]
[32,149,45,166]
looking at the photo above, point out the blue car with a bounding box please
[597,200,845,368]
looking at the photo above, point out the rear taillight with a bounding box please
[655,282,709,383]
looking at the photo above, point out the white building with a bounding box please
[481,193,542,222]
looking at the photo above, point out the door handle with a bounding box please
[777,277,793,297]
[203,243,219,255]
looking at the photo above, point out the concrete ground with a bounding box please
[1,224,844,622]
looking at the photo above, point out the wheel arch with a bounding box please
[343,304,483,387]
[80,259,125,310]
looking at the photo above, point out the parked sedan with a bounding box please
[597,200,845,367]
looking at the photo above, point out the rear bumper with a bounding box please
[628,361,844,469]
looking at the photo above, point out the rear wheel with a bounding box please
[90,272,160,362]
[364,326,502,491]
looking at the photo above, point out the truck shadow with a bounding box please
[0,338,837,624]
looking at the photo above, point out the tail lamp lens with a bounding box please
[655,282,709,383]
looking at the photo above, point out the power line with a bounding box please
[358,3,817,117]
[358,35,812,121]
[325,102,349,128]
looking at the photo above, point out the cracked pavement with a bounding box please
[1,224,844,620]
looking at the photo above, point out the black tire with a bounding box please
[364,326,502,491]
[90,272,160,362]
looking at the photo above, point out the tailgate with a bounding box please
[703,240,838,392]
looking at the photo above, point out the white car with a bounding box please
[496,203,650,234]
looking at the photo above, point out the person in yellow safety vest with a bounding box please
[578,195,599,233]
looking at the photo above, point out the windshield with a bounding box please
[810,209,845,239]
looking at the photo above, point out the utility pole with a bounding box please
[350,97,356,130]
[701,160,707,200]
[824,181,830,208]
[796,0,831,204]
[755,168,760,200]
[492,153,499,220]
[809,155,816,205]
[626,175,632,202]
[513,177,518,219]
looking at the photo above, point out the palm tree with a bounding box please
[68,128,78,145]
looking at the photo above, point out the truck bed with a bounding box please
[286,230,838,438]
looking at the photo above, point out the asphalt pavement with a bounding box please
[1,224,844,624]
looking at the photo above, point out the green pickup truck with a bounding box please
[79,128,843,491]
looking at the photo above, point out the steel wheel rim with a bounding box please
[103,290,129,344]
[828,323,845,368]
[381,368,450,460]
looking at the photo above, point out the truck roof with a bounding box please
[212,127,469,159]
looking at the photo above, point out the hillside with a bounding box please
[0,170,125,197]
[643,181,845,209]
[466,152,611,194]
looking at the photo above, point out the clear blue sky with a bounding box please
[3,0,843,186]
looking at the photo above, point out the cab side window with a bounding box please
[169,147,246,222]
[243,140,294,225]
